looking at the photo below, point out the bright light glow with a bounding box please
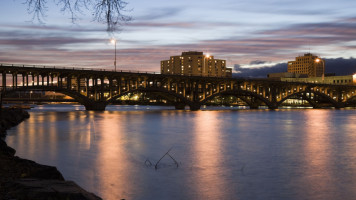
[110,39,116,44]
[353,74,356,83]
[205,54,210,58]
[315,58,321,63]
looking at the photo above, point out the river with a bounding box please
[5,105,356,200]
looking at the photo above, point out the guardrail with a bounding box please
[0,63,160,74]
[0,63,233,78]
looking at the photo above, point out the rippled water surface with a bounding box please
[6,105,356,200]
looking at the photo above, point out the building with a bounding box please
[267,72,308,80]
[281,75,356,85]
[268,71,356,85]
[287,53,324,77]
[161,51,232,77]
[268,53,356,85]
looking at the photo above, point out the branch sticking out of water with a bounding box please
[145,159,152,167]
[144,148,179,170]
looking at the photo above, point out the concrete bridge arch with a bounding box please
[2,86,103,110]
[107,87,199,110]
[277,90,344,108]
[200,89,276,109]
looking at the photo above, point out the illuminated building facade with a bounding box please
[287,53,324,77]
[161,51,232,77]
[281,75,355,85]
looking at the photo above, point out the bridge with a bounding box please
[1,63,356,111]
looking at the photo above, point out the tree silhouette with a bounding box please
[24,0,131,32]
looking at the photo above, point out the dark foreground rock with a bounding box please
[0,108,30,138]
[0,108,102,200]
[3,179,101,200]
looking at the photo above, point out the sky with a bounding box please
[0,0,356,74]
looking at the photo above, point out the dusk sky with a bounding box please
[1,0,356,73]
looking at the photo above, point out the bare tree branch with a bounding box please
[92,0,131,32]
[23,0,131,32]
[24,0,48,23]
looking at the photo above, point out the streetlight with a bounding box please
[110,38,117,72]
[315,58,325,81]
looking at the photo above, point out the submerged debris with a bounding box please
[145,148,179,170]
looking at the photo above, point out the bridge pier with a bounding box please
[249,105,259,109]
[335,102,345,109]
[84,102,107,111]
[189,104,201,111]
[174,103,186,110]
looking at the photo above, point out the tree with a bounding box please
[24,0,131,32]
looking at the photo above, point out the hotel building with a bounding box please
[287,53,324,77]
[161,51,232,77]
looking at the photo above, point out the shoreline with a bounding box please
[0,108,102,200]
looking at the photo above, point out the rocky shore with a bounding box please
[0,108,102,200]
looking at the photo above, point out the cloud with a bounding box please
[324,57,356,75]
[233,63,287,78]
[232,57,356,78]
[135,7,183,21]
[250,60,267,65]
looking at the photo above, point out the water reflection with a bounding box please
[5,106,356,200]
[302,110,334,199]
[94,112,133,200]
[191,111,229,199]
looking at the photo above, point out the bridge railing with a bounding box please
[0,63,160,74]
[1,63,233,78]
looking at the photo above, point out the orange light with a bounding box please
[315,58,320,63]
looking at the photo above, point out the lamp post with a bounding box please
[110,39,117,72]
[315,58,325,81]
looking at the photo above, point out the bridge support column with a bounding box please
[2,72,6,90]
[86,78,89,97]
[249,104,259,109]
[335,102,345,109]
[100,77,104,100]
[25,74,29,86]
[189,103,201,111]
[84,102,107,111]
[174,103,186,110]
[15,75,18,88]
[109,78,113,98]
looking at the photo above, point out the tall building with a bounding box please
[161,51,232,77]
[287,53,324,77]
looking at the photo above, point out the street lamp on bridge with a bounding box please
[110,38,117,72]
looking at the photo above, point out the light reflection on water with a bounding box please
[5,105,356,200]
